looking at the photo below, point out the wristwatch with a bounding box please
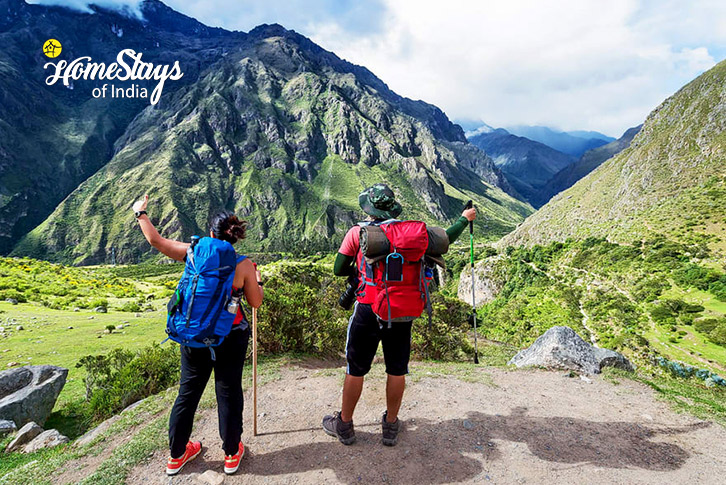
[134,210,147,219]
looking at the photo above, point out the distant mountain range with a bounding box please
[467,125,638,208]
[468,129,576,207]
[1,0,531,264]
[505,125,614,158]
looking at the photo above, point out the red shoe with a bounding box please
[166,441,202,475]
[224,442,245,475]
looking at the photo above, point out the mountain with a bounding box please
[468,128,576,207]
[533,125,642,206]
[4,1,531,264]
[0,0,240,253]
[505,125,613,158]
[500,60,726,249]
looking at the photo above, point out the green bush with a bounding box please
[710,324,726,346]
[118,301,142,312]
[411,293,473,360]
[76,345,181,421]
[694,318,721,334]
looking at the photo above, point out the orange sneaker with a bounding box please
[224,442,245,475]
[166,440,202,475]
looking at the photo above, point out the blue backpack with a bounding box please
[165,237,246,357]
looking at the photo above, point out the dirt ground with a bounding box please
[121,364,726,485]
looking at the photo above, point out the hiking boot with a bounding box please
[382,411,400,446]
[224,441,245,475]
[322,411,356,445]
[166,440,202,475]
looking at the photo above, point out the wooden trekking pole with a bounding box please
[252,306,258,436]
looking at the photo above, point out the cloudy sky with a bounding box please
[31,0,726,136]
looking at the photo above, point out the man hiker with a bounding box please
[323,184,476,446]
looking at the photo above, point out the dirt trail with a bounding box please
[117,363,726,485]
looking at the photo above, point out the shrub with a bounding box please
[710,324,726,346]
[411,293,473,360]
[694,318,721,334]
[76,345,180,421]
[118,301,142,312]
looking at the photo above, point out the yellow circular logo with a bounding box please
[43,39,62,58]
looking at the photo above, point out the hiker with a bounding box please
[132,195,263,476]
[323,184,476,446]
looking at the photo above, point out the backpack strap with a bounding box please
[236,255,247,264]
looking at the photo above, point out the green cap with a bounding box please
[358,184,402,220]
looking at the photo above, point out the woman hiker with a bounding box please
[132,195,263,476]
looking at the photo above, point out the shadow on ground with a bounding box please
[181,407,704,484]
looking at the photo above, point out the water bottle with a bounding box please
[226,295,240,315]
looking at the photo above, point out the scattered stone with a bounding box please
[134,313,142,317]
[6,422,43,452]
[23,429,69,453]
[104,329,111,334]
[16,325,23,331]
[0,365,69,427]
[73,307,80,312]
[705,377,716,388]
[0,419,17,435]
[2,349,9,352]
[88,316,95,320]
[579,375,592,384]
[144,308,154,312]
[198,470,225,485]
[76,415,121,447]
[508,326,634,375]
[116,324,124,330]
[5,298,18,305]
[67,326,73,330]
[462,419,475,430]
[7,362,18,367]
[642,414,654,421]
[97,335,102,338]
[94,306,107,313]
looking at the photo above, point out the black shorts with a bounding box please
[345,303,412,377]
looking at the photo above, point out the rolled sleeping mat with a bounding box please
[360,225,390,262]
[425,226,449,267]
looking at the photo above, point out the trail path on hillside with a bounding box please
[111,364,726,485]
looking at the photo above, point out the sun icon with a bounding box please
[43,39,62,58]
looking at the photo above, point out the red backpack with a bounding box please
[355,220,434,327]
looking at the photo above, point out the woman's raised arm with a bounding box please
[133,194,189,262]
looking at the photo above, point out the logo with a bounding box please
[43,39,62,58]
[43,47,184,105]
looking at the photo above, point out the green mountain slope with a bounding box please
[12,23,531,264]
[501,60,726,252]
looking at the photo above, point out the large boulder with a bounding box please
[457,256,505,307]
[508,326,634,375]
[0,365,68,427]
[0,419,17,435]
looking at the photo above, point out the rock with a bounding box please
[67,326,73,329]
[144,308,154,313]
[73,307,80,312]
[0,365,68,427]
[76,415,121,447]
[5,298,18,305]
[0,327,5,333]
[462,419,475,430]
[16,325,23,331]
[23,429,69,453]
[134,313,142,317]
[115,324,124,330]
[88,316,95,320]
[0,419,17,435]
[94,306,107,313]
[7,362,19,367]
[508,326,634,375]
[6,422,43,452]
[457,256,505,307]
[198,470,225,485]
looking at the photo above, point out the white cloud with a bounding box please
[304,0,723,136]
[28,0,726,136]
[27,0,144,17]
